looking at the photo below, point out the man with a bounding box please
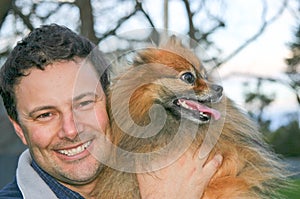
[0,24,222,198]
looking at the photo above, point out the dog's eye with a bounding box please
[180,72,195,84]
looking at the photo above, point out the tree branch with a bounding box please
[99,3,140,41]
[11,0,34,31]
[0,0,12,29]
[182,0,196,46]
[99,0,158,43]
[75,0,98,44]
[215,0,288,68]
[222,72,300,104]
[164,0,169,31]
[137,0,156,29]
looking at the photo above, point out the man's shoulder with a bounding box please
[0,177,23,199]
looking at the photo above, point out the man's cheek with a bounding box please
[95,109,109,133]
[29,127,56,148]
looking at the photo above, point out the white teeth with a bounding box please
[200,112,208,118]
[58,141,91,156]
[178,100,193,110]
[178,100,209,118]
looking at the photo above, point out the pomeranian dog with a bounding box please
[94,36,287,199]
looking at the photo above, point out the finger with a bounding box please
[201,154,223,181]
[195,144,211,167]
[198,142,216,159]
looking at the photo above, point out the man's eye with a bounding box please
[180,72,195,84]
[80,100,94,106]
[35,112,53,121]
[76,100,95,110]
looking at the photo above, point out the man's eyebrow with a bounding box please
[27,93,100,117]
[28,106,55,117]
[72,92,98,101]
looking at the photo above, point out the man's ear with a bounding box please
[9,117,28,145]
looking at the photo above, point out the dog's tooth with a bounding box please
[180,100,189,109]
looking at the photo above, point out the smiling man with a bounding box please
[0,24,222,198]
[0,24,111,198]
[13,59,109,188]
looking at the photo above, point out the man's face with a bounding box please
[12,59,109,185]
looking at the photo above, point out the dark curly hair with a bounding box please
[0,24,109,122]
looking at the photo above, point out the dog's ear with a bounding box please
[159,35,184,49]
[159,35,202,68]
[132,35,188,66]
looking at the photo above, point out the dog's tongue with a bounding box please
[179,99,221,120]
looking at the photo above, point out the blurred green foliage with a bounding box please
[279,179,300,199]
[267,120,300,157]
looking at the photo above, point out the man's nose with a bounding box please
[59,112,82,139]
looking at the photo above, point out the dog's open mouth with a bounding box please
[173,98,221,123]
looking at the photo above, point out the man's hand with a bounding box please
[137,152,223,199]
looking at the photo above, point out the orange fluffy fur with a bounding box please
[94,36,287,198]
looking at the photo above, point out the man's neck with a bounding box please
[60,176,101,199]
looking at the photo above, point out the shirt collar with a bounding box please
[31,159,85,199]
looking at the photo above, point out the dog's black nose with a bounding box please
[211,84,223,94]
[209,84,223,103]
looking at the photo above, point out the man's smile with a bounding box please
[56,141,92,157]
